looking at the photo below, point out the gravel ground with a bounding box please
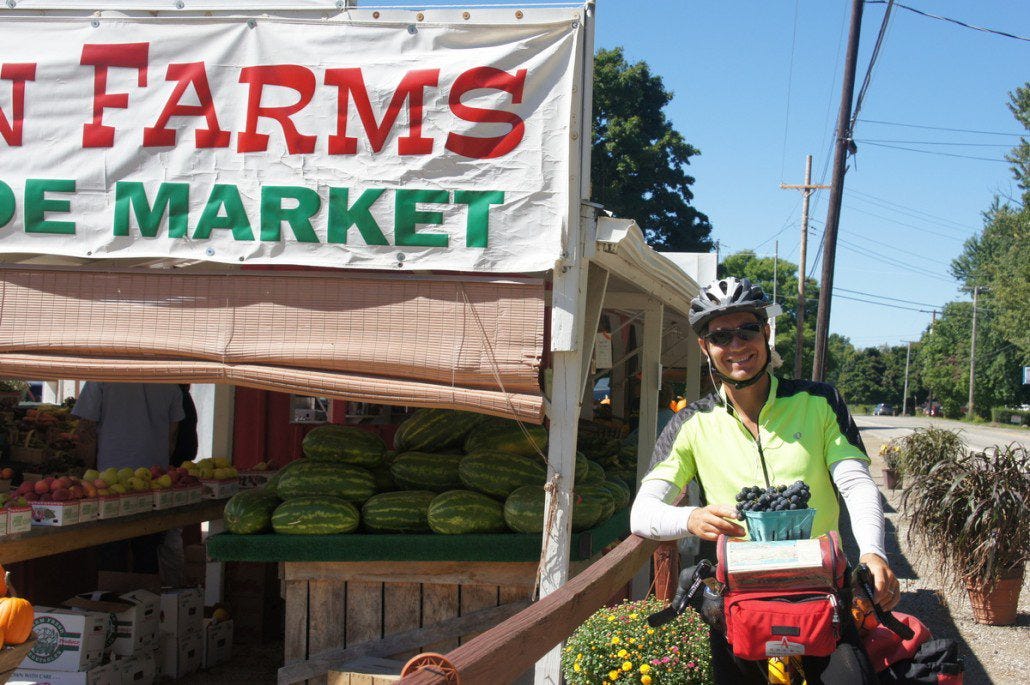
[860,432,1029,685]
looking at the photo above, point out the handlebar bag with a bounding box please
[724,589,841,661]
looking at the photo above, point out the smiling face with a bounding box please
[698,311,770,382]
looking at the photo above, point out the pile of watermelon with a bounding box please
[223,409,632,536]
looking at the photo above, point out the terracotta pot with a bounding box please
[966,565,1024,625]
[881,467,901,490]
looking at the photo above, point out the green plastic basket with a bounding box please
[744,508,816,541]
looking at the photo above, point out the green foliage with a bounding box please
[901,439,1030,590]
[918,302,1024,418]
[1005,82,1030,203]
[991,407,1030,426]
[592,48,713,252]
[562,597,712,685]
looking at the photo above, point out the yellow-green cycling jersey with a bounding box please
[643,374,869,538]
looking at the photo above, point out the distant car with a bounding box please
[873,403,895,416]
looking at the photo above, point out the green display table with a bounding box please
[207,507,629,563]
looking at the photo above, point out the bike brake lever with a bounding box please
[646,560,715,628]
[854,563,915,640]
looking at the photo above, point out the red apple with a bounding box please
[34,480,51,495]
[15,482,33,496]
[69,485,84,499]
[51,488,71,501]
[23,492,39,502]
[93,479,109,489]
[53,476,72,490]
[150,466,164,479]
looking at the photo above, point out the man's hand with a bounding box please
[687,504,746,541]
[860,552,901,611]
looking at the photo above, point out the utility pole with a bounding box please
[901,340,913,416]
[967,286,979,419]
[771,240,778,345]
[812,0,865,382]
[781,155,830,379]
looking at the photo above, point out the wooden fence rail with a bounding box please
[398,532,659,684]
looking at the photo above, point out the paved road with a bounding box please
[854,414,1027,452]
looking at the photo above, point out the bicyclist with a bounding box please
[630,276,899,684]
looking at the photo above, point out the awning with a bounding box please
[0,267,545,421]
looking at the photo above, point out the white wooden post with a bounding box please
[631,299,663,599]
[610,314,628,419]
[192,383,235,605]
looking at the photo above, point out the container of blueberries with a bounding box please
[736,481,816,541]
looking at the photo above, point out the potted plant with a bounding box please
[878,439,903,490]
[561,597,713,684]
[0,380,27,410]
[901,434,1029,626]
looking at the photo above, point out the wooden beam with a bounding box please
[579,262,610,402]
[632,299,663,600]
[278,600,531,684]
[284,561,538,588]
[0,499,226,565]
[603,291,649,311]
[397,533,659,685]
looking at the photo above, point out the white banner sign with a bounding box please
[0,11,582,271]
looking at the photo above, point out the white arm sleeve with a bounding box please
[629,479,699,541]
[831,458,887,562]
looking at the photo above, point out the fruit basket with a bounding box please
[0,633,36,684]
[744,508,815,541]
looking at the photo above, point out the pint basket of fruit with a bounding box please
[736,481,815,542]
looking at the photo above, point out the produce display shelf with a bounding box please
[207,507,630,563]
[0,498,228,565]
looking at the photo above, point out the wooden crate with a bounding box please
[281,561,543,685]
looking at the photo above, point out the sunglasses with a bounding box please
[704,322,763,346]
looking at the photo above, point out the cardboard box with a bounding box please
[135,492,154,513]
[171,488,189,508]
[237,470,272,490]
[186,485,202,505]
[78,498,98,522]
[118,495,135,517]
[159,588,203,638]
[97,496,121,520]
[152,489,175,510]
[7,505,31,533]
[10,662,117,685]
[202,619,233,669]
[200,479,237,500]
[22,607,107,672]
[30,500,80,526]
[159,630,202,680]
[0,508,8,535]
[65,590,159,657]
[111,652,155,685]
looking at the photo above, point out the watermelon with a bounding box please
[393,409,485,452]
[302,425,385,467]
[369,464,397,492]
[362,490,437,533]
[583,460,607,485]
[224,488,281,535]
[427,490,506,534]
[576,484,616,529]
[574,452,589,484]
[390,452,464,492]
[464,418,548,458]
[271,497,360,534]
[276,461,376,503]
[504,485,547,533]
[264,459,308,497]
[600,479,631,511]
[458,451,546,499]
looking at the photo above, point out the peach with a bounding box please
[34,480,51,495]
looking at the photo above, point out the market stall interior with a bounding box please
[0,4,722,683]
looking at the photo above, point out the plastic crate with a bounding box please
[744,508,815,541]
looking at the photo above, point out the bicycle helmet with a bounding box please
[689,277,770,336]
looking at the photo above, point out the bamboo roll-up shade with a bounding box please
[0,268,545,421]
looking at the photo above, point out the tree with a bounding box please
[718,250,819,378]
[592,48,713,251]
[1005,82,1030,203]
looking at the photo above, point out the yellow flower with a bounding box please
[629,613,638,619]
[647,628,655,635]
[609,670,620,680]
[622,661,633,671]
[618,649,628,658]
[608,615,616,621]
[641,676,652,685]
[639,664,651,674]
[576,653,583,661]
[628,638,636,644]
[573,663,581,673]
[611,636,621,645]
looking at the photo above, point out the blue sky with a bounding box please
[594,1,1028,348]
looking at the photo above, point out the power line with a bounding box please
[850,0,894,129]
[835,238,956,283]
[856,138,1012,148]
[855,118,1023,137]
[845,188,973,233]
[780,0,801,183]
[833,293,937,313]
[836,227,953,267]
[866,0,1030,42]
[841,204,968,241]
[859,140,1008,162]
[834,286,944,309]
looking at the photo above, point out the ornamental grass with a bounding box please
[561,597,713,685]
